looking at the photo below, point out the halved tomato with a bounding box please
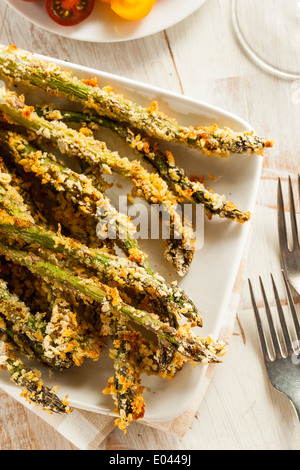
[45,0,95,26]
[109,0,156,21]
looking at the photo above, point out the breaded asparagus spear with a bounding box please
[0,45,273,158]
[0,90,196,276]
[0,332,72,414]
[0,278,46,344]
[0,276,101,370]
[102,314,146,433]
[0,246,102,370]
[102,315,184,431]
[40,107,251,223]
[103,330,146,433]
[0,277,74,370]
[130,331,185,379]
[0,241,226,364]
[43,297,103,367]
[0,313,39,360]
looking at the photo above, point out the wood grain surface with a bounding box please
[1,0,300,450]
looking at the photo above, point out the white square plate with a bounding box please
[0,51,262,422]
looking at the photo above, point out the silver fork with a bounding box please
[278,175,300,295]
[249,273,300,420]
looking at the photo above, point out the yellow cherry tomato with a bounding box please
[110,0,156,21]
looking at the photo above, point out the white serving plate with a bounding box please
[5,0,208,43]
[0,51,263,422]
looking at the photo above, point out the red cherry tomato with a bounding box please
[45,0,95,26]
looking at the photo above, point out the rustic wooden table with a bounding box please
[1,0,300,450]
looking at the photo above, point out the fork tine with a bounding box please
[278,178,289,252]
[288,176,299,250]
[259,276,282,359]
[271,274,293,355]
[248,279,271,362]
[282,270,300,342]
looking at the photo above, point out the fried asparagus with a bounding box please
[122,326,185,380]
[0,240,226,364]
[40,107,251,223]
[0,89,196,276]
[0,45,273,158]
[103,327,146,433]
[0,209,202,327]
[0,312,39,360]
[95,306,146,431]
[0,129,153,274]
[0,244,102,370]
[0,278,46,343]
[43,297,103,367]
[0,277,94,370]
[0,332,71,413]
[0,169,201,326]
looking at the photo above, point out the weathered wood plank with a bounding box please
[0,390,75,450]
